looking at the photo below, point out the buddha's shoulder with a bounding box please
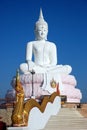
[46,41,56,47]
[27,41,36,45]
[27,41,56,47]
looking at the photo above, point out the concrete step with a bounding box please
[42,108,87,130]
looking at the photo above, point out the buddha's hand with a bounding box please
[39,64,51,68]
[27,60,35,71]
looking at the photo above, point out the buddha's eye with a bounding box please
[38,29,41,31]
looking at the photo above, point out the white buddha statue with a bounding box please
[20,9,72,75]
[6,9,82,102]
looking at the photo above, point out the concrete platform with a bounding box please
[42,108,87,130]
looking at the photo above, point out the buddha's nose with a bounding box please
[41,32,44,35]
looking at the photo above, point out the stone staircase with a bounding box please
[42,108,87,130]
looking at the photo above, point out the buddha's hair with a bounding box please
[34,21,48,31]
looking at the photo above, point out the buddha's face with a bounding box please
[35,24,48,40]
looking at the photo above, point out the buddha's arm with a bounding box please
[26,42,33,62]
[49,44,57,66]
[26,42,35,70]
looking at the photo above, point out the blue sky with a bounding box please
[0,0,87,102]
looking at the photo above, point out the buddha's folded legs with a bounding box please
[20,62,72,75]
[46,65,72,75]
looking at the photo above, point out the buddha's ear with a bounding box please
[34,29,37,40]
[45,36,47,40]
[45,30,48,40]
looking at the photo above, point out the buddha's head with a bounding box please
[34,9,48,40]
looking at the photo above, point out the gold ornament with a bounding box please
[50,78,57,88]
